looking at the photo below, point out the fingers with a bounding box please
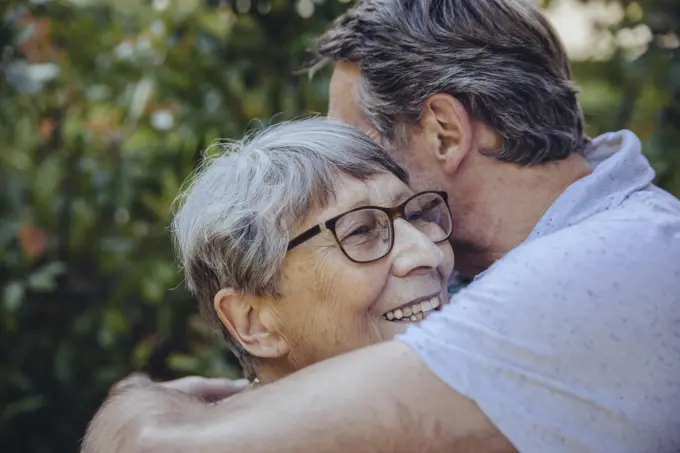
[109,373,250,404]
[159,376,250,402]
[109,372,153,397]
[197,378,250,402]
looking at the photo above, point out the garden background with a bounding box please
[1,0,678,451]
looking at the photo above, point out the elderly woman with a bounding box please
[171,118,454,384]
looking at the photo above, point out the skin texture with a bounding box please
[213,172,454,383]
[81,62,593,453]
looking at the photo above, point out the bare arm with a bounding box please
[83,341,515,453]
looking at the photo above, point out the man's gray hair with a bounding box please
[315,0,590,165]
[170,118,408,379]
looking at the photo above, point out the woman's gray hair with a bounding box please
[314,0,590,165]
[170,117,408,379]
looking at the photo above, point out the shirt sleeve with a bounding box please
[397,220,680,453]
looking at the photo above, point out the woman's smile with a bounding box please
[382,294,443,322]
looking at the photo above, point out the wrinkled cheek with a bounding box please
[328,316,380,354]
[287,317,351,367]
[364,315,389,346]
[315,316,382,362]
[274,312,321,371]
[287,314,388,369]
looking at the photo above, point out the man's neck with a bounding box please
[454,152,592,278]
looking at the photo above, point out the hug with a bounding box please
[82,0,680,451]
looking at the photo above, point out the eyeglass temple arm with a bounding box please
[287,224,324,251]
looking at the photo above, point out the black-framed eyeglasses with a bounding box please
[287,191,453,263]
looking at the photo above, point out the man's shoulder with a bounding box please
[606,184,680,226]
[532,185,677,258]
[418,187,680,453]
[481,192,680,298]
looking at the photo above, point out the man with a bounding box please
[81,0,680,452]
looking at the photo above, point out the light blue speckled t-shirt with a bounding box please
[398,130,680,453]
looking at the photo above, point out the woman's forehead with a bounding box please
[292,173,411,236]
[332,173,412,212]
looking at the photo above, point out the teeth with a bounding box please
[383,296,441,322]
[421,297,440,313]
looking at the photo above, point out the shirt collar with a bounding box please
[526,130,655,242]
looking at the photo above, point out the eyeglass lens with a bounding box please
[334,192,451,262]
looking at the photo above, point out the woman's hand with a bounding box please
[158,375,250,403]
[111,373,249,402]
[81,374,249,453]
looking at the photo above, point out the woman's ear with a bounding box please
[213,288,290,359]
[420,94,474,176]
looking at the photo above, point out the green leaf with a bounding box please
[167,353,201,373]
[1,395,46,423]
[27,262,66,292]
[54,342,74,384]
[98,308,130,348]
[132,337,158,368]
[2,281,25,312]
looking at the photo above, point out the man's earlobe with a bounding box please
[213,288,290,360]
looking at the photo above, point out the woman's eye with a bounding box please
[346,225,373,237]
[406,210,423,222]
[422,199,442,211]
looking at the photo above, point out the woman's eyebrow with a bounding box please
[340,196,371,212]
[391,189,413,205]
[343,187,411,211]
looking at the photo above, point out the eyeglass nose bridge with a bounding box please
[373,206,402,238]
[381,202,411,226]
[372,204,412,246]
[382,203,406,221]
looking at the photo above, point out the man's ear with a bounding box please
[213,288,290,360]
[420,94,474,176]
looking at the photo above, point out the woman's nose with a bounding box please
[390,218,444,277]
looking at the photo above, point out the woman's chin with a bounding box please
[378,317,417,339]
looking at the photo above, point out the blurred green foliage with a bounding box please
[0,0,678,451]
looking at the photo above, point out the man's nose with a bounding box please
[390,218,444,277]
